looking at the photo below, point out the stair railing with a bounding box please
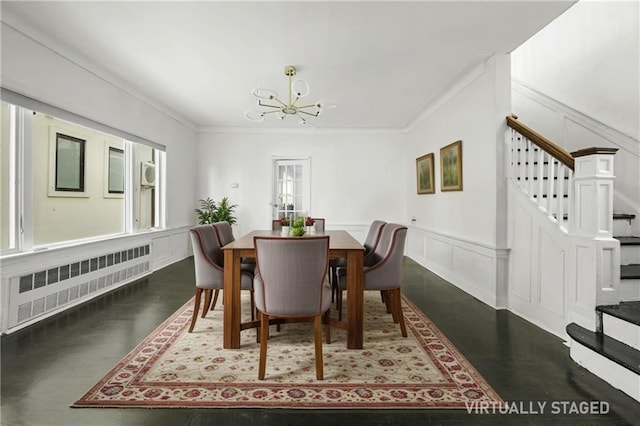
[506,115,574,233]
[506,115,621,310]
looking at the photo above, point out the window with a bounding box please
[0,97,166,253]
[55,133,85,192]
[107,147,124,194]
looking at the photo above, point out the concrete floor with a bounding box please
[1,257,638,425]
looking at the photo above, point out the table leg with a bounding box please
[346,249,364,349]
[223,249,242,349]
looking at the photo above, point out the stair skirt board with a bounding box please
[569,341,640,403]
[602,314,640,351]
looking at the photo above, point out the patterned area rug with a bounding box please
[72,292,502,409]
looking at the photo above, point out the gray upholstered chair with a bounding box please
[253,236,332,380]
[188,224,255,333]
[272,219,283,231]
[336,223,408,337]
[330,220,386,298]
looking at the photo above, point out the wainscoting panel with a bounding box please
[406,226,508,309]
[538,229,566,317]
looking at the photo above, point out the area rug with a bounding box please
[72,292,502,409]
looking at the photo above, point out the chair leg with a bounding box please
[388,290,399,323]
[393,288,407,337]
[337,289,343,321]
[324,310,331,344]
[258,312,269,380]
[188,288,203,333]
[201,289,213,318]
[314,315,324,380]
[210,289,220,311]
[250,291,255,321]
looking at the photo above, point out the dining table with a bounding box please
[221,230,365,349]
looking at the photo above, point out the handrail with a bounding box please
[506,115,574,170]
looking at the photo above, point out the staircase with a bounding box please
[506,116,640,403]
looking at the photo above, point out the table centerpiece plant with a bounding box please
[290,217,306,237]
[279,217,291,235]
[305,217,315,234]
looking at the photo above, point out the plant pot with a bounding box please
[306,226,315,234]
[281,226,290,235]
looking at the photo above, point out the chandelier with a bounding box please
[244,65,336,125]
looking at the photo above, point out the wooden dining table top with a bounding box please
[222,230,365,255]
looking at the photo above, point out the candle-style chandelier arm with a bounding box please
[257,100,284,109]
[297,109,320,117]
[244,65,335,125]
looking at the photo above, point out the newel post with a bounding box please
[570,147,620,308]
[570,147,618,237]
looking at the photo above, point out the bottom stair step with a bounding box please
[566,323,640,375]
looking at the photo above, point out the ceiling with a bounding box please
[2,1,575,132]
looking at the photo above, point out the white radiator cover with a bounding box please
[0,227,191,334]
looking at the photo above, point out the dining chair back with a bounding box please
[310,218,325,232]
[253,236,332,380]
[212,221,235,246]
[188,224,254,333]
[271,219,282,231]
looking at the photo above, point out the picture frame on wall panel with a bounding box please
[440,140,463,191]
[416,153,435,194]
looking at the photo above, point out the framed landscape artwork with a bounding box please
[416,153,435,194]
[440,140,463,191]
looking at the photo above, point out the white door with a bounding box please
[272,158,310,221]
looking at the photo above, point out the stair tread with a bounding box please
[566,323,640,375]
[621,264,640,279]
[597,301,640,326]
[615,236,640,245]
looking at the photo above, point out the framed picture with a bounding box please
[440,140,463,191]
[416,153,435,194]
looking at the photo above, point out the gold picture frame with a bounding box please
[440,140,463,191]
[416,153,435,194]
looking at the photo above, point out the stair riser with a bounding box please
[620,245,640,265]
[569,342,640,403]
[603,313,640,351]
[613,220,632,237]
[620,279,640,302]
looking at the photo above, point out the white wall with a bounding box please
[404,55,511,308]
[196,131,407,237]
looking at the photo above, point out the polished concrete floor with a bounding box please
[2,257,638,425]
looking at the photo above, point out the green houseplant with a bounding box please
[194,197,238,225]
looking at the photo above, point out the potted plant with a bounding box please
[279,217,290,235]
[305,217,316,234]
[291,217,306,237]
[194,197,238,225]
